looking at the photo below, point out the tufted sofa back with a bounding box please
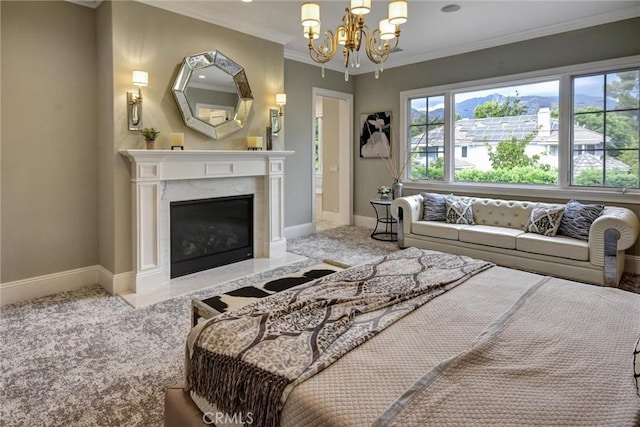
[454,196,562,230]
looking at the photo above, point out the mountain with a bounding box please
[411,93,605,121]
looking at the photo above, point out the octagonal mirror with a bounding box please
[172,50,253,140]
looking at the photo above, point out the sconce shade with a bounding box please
[388,0,408,25]
[350,0,371,15]
[275,93,287,106]
[132,70,148,86]
[301,3,320,27]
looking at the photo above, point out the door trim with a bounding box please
[311,88,353,231]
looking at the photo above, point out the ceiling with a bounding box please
[83,1,640,74]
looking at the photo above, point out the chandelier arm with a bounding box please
[364,28,401,64]
[307,29,340,64]
[302,3,403,74]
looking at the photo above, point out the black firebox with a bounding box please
[170,194,254,278]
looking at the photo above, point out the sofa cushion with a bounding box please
[412,221,470,241]
[558,199,604,241]
[421,192,447,222]
[525,204,565,236]
[471,198,535,229]
[445,198,475,225]
[458,225,524,249]
[516,233,589,261]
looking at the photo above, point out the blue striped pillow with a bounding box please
[421,192,447,221]
[558,199,604,241]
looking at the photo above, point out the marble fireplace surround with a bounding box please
[120,149,294,295]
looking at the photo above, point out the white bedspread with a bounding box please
[375,277,640,426]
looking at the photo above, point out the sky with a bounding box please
[410,76,621,112]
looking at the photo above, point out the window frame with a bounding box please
[399,55,640,204]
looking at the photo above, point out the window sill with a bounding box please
[404,180,640,205]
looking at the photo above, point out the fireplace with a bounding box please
[170,195,254,278]
[119,149,293,295]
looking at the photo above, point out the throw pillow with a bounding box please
[634,335,640,397]
[525,204,565,236]
[421,192,447,221]
[557,199,605,241]
[445,198,475,225]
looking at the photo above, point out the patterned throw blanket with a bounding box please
[186,248,493,427]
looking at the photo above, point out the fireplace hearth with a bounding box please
[170,195,254,278]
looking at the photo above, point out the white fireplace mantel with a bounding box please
[120,149,294,294]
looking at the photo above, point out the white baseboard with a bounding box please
[354,214,377,229]
[97,265,134,295]
[284,222,315,239]
[625,254,640,275]
[0,266,98,307]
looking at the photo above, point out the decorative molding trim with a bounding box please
[0,266,98,306]
[96,266,134,295]
[625,255,640,275]
[284,223,315,239]
[65,0,103,9]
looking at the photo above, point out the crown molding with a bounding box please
[65,0,103,8]
[137,0,292,46]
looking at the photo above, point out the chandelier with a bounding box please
[301,0,408,81]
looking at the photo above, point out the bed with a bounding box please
[165,248,640,426]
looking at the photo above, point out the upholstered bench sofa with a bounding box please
[390,193,640,286]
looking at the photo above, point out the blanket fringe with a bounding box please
[187,346,289,427]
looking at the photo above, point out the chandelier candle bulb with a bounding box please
[170,133,184,147]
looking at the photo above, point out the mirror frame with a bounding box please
[172,50,253,140]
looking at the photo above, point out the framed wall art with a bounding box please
[359,111,391,158]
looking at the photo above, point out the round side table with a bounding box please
[369,198,397,242]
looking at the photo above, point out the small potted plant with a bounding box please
[141,127,160,150]
[377,185,391,200]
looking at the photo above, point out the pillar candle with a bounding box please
[247,136,263,149]
[170,133,184,146]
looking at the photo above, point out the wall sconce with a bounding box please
[127,70,148,131]
[270,93,287,135]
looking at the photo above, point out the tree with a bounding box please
[486,131,544,170]
[473,92,528,118]
[574,71,639,176]
[473,93,546,172]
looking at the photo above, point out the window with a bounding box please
[452,81,559,185]
[408,95,445,180]
[571,69,639,188]
[401,57,640,195]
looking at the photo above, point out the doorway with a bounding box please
[312,88,353,232]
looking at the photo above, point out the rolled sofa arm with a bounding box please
[391,195,423,247]
[589,207,640,267]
